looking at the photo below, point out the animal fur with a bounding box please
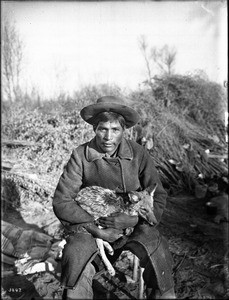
[74,184,157,275]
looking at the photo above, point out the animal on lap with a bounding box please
[74,184,158,276]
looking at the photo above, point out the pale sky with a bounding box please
[2,1,228,98]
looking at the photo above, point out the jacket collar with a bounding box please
[86,137,133,162]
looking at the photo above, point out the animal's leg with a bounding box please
[96,238,115,276]
[102,240,114,256]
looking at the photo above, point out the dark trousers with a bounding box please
[62,223,175,299]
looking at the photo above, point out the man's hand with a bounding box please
[83,222,123,242]
[98,228,123,243]
[98,213,138,230]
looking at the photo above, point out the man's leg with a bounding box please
[66,262,96,300]
[124,243,176,299]
[121,224,176,299]
[143,236,176,299]
[60,232,98,299]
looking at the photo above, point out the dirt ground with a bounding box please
[158,194,228,299]
[2,192,229,300]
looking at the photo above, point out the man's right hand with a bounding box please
[98,228,123,243]
[83,222,123,242]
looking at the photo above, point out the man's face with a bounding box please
[95,120,124,155]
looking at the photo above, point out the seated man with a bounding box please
[53,95,176,299]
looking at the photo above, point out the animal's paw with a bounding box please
[108,266,116,276]
[103,241,114,255]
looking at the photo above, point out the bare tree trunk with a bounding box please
[2,17,24,102]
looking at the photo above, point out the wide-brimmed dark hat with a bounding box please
[80,96,140,128]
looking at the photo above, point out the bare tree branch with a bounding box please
[2,17,24,102]
[151,45,177,75]
[138,36,177,91]
[138,35,153,87]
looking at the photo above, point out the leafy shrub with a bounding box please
[2,80,227,195]
[152,75,227,141]
[128,86,227,193]
[1,178,20,210]
[2,108,94,175]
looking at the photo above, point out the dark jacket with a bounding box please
[52,138,173,291]
[53,137,167,227]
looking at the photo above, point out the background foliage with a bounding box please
[2,75,228,194]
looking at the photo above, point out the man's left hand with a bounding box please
[98,213,138,229]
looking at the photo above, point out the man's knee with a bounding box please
[62,233,97,266]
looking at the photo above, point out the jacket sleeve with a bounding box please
[139,149,167,224]
[52,148,94,225]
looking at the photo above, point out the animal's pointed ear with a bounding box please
[147,183,158,197]
[128,192,139,203]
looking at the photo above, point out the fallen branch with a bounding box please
[1,161,15,171]
[173,253,187,274]
[2,170,54,200]
[2,139,38,147]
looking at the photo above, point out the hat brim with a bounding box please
[80,102,140,128]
